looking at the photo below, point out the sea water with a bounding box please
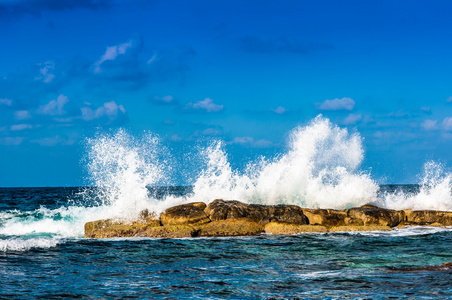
[1,116,451,299]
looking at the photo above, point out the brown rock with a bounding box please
[142,224,198,238]
[389,262,452,272]
[403,210,452,226]
[160,202,210,226]
[328,225,392,232]
[347,205,404,227]
[204,199,308,225]
[197,219,264,237]
[303,208,348,227]
[84,218,161,238]
[264,222,328,234]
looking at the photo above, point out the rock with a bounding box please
[84,218,161,239]
[328,225,392,232]
[347,205,404,227]
[84,200,452,239]
[264,222,328,234]
[403,210,452,226]
[204,199,308,225]
[141,225,198,238]
[388,262,452,272]
[197,219,264,237]
[160,202,210,226]
[303,209,348,227]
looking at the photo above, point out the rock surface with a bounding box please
[85,200,452,238]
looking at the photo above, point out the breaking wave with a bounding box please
[0,115,451,248]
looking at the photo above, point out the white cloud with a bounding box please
[10,124,32,131]
[316,97,355,111]
[15,110,31,120]
[31,135,76,147]
[153,95,176,105]
[421,119,438,131]
[36,61,55,83]
[147,53,157,64]
[446,96,452,103]
[421,107,432,114]
[94,41,133,73]
[38,94,69,116]
[271,106,286,114]
[81,101,126,121]
[231,137,273,148]
[0,98,12,106]
[186,98,223,112]
[342,113,362,125]
[202,128,222,136]
[442,117,452,131]
[0,137,23,146]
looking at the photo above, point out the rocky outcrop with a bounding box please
[197,219,264,237]
[264,222,328,234]
[204,199,308,225]
[160,202,210,226]
[85,200,452,238]
[403,210,452,226]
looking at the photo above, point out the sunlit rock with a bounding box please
[160,202,210,226]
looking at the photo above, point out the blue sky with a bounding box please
[1,0,452,186]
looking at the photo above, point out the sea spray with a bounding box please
[381,161,452,211]
[84,129,175,219]
[191,116,378,208]
[1,116,451,249]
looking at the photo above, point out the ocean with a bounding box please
[1,116,451,298]
[1,186,452,299]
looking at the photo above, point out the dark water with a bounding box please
[1,186,452,299]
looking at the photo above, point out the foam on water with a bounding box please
[0,115,451,249]
[0,238,61,252]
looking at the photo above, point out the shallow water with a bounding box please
[1,187,452,299]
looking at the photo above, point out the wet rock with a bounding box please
[160,202,210,226]
[328,225,392,232]
[204,199,308,225]
[84,218,161,239]
[347,205,404,227]
[142,224,198,238]
[85,200,452,239]
[264,222,328,234]
[302,209,348,227]
[403,210,452,226]
[388,262,452,272]
[197,219,264,237]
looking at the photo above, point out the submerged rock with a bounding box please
[84,200,452,239]
[388,262,452,272]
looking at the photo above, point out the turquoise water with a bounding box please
[1,187,452,299]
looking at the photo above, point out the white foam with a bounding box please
[1,116,451,241]
[0,238,61,252]
[381,161,452,211]
[190,116,378,209]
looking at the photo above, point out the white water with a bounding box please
[1,115,451,249]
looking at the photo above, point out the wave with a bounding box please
[0,115,450,246]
